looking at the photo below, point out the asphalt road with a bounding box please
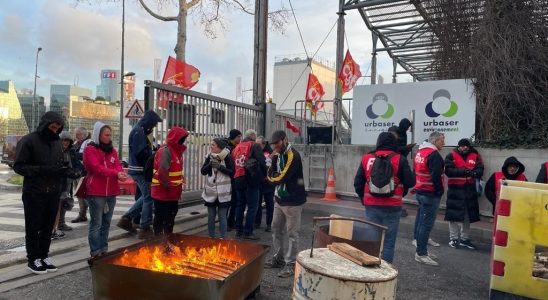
[0,208,491,300]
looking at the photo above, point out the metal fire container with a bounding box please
[89,234,270,300]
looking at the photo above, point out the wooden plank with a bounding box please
[328,244,364,266]
[329,243,381,266]
[328,214,354,240]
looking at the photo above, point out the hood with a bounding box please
[137,110,162,132]
[419,140,438,151]
[376,132,398,151]
[502,156,525,178]
[36,111,64,134]
[165,126,189,151]
[91,121,107,144]
[399,118,412,132]
[59,131,74,149]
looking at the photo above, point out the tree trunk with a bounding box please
[175,0,188,62]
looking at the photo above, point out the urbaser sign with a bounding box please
[351,79,476,146]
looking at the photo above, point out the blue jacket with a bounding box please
[128,110,162,175]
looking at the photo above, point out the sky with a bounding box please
[0,0,411,106]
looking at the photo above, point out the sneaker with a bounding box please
[243,233,260,240]
[415,253,439,266]
[412,239,417,247]
[58,224,73,231]
[137,227,154,240]
[277,264,295,278]
[449,239,460,249]
[71,216,87,223]
[265,258,285,269]
[428,238,440,247]
[51,231,65,240]
[41,257,58,272]
[265,226,271,232]
[459,239,477,250]
[27,259,47,274]
[117,216,137,234]
[427,252,438,259]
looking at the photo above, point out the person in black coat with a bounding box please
[388,118,415,218]
[255,137,275,232]
[444,139,484,250]
[535,161,548,184]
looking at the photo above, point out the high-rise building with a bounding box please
[272,55,336,121]
[50,84,92,118]
[0,81,29,144]
[17,92,46,131]
[96,70,136,103]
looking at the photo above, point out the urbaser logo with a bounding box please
[366,93,395,119]
[425,89,458,118]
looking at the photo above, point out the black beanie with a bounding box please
[213,138,227,149]
[458,138,471,147]
[271,130,287,144]
[229,129,242,140]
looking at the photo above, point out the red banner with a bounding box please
[286,120,300,134]
[305,73,325,117]
[162,56,200,90]
[338,50,361,94]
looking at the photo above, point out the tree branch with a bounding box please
[138,0,178,21]
[185,0,202,10]
[231,0,253,15]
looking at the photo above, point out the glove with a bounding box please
[211,159,221,169]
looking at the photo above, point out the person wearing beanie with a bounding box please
[444,138,484,250]
[227,129,242,151]
[485,157,527,215]
[353,132,415,263]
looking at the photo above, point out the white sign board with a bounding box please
[351,79,475,146]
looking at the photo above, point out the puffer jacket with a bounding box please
[83,122,123,197]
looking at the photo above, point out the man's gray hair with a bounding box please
[428,131,444,143]
[75,127,87,135]
[244,129,257,141]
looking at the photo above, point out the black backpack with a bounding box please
[368,153,396,197]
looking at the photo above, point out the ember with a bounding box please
[112,241,246,280]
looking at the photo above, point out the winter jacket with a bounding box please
[535,161,548,184]
[354,132,415,208]
[233,138,267,188]
[13,111,65,195]
[395,118,413,157]
[83,122,123,197]
[128,110,162,175]
[444,148,484,223]
[485,156,527,214]
[260,149,276,194]
[201,150,235,207]
[267,145,306,206]
[151,127,189,201]
[414,141,445,197]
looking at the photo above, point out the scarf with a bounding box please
[275,143,292,197]
[90,141,113,153]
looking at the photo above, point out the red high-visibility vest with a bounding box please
[151,146,184,201]
[494,171,527,201]
[361,150,404,207]
[447,151,479,185]
[414,147,444,193]
[232,141,254,179]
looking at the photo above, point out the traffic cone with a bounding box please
[321,168,338,202]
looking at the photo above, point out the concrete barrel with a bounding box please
[293,248,398,300]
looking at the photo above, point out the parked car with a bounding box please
[1,135,23,168]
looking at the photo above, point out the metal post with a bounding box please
[264,102,276,141]
[392,59,397,83]
[118,0,125,160]
[253,0,268,107]
[371,33,378,85]
[334,0,346,150]
[32,47,42,131]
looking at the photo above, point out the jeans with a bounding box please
[413,198,422,240]
[22,192,60,261]
[363,206,402,263]
[255,191,274,228]
[208,206,228,238]
[415,194,441,256]
[88,196,116,257]
[124,174,152,228]
[235,185,260,235]
[272,203,302,264]
[153,200,178,236]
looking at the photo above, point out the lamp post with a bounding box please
[32,47,42,131]
[118,0,126,160]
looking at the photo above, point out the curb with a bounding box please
[0,182,22,191]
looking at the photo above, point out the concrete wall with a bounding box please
[294,144,547,216]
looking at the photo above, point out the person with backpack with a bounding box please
[353,132,415,263]
[201,138,235,239]
[232,129,266,240]
[485,157,527,214]
[413,131,445,266]
[535,161,548,184]
[444,139,484,250]
[224,129,242,232]
[150,127,189,236]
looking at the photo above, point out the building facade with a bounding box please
[0,81,29,144]
[96,70,136,103]
[17,93,46,131]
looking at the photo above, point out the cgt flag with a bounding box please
[162,56,200,90]
[338,50,362,94]
[305,73,325,117]
[286,120,300,134]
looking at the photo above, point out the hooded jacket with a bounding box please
[83,122,123,197]
[414,140,445,196]
[395,118,413,157]
[151,127,189,201]
[128,110,162,175]
[14,111,65,194]
[485,156,527,213]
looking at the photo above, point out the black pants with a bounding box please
[22,192,60,262]
[153,200,178,236]
[227,188,237,228]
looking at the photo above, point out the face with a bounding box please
[256,138,265,150]
[210,141,221,154]
[271,138,287,153]
[62,139,70,150]
[74,129,85,142]
[434,135,445,150]
[48,122,62,134]
[99,127,112,144]
[233,135,242,145]
[507,164,518,175]
[458,145,469,153]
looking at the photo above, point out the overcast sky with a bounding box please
[0,0,411,106]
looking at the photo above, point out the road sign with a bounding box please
[125,100,144,119]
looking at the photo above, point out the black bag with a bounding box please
[368,153,396,197]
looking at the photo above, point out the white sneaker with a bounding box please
[412,239,417,247]
[428,252,438,259]
[428,238,440,247]
[415,253,439,266]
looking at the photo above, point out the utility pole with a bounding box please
[253,0,269,136]
[334,0,346,147]
[32,47,42,131]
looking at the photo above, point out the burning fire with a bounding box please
[112,241,246,280]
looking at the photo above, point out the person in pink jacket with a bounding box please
[83,122,128,258]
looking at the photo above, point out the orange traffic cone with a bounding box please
[321,168,338,202]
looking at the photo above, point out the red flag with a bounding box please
[286,120,300,134]
[305,73,325,117]
[162,56,200,90]
[338,50,361,94]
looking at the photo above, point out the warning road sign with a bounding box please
[125,100,144,119]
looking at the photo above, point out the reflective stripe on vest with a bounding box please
[361,150,404,206]
[151,148,184,187]
[447,151,478,185]
[232,141,254,178]
[414,147,444,192]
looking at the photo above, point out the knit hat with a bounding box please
[59,131,73,141]
[271,130,287,144]
[458,138,471,147]
[229,129,242,140]
[213,138,227,150]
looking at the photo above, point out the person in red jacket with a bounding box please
[354,132,415,263]
[83,122,127,259]
[150,127,189,236]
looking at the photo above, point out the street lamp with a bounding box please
[32,47,42,131]
[118,0,126,160]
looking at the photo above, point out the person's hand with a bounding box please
[117,172,128,182]
[211,159,221,169]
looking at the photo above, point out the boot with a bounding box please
[117,216,137,234]
[71,215,87,223]
[138,226,154,240]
